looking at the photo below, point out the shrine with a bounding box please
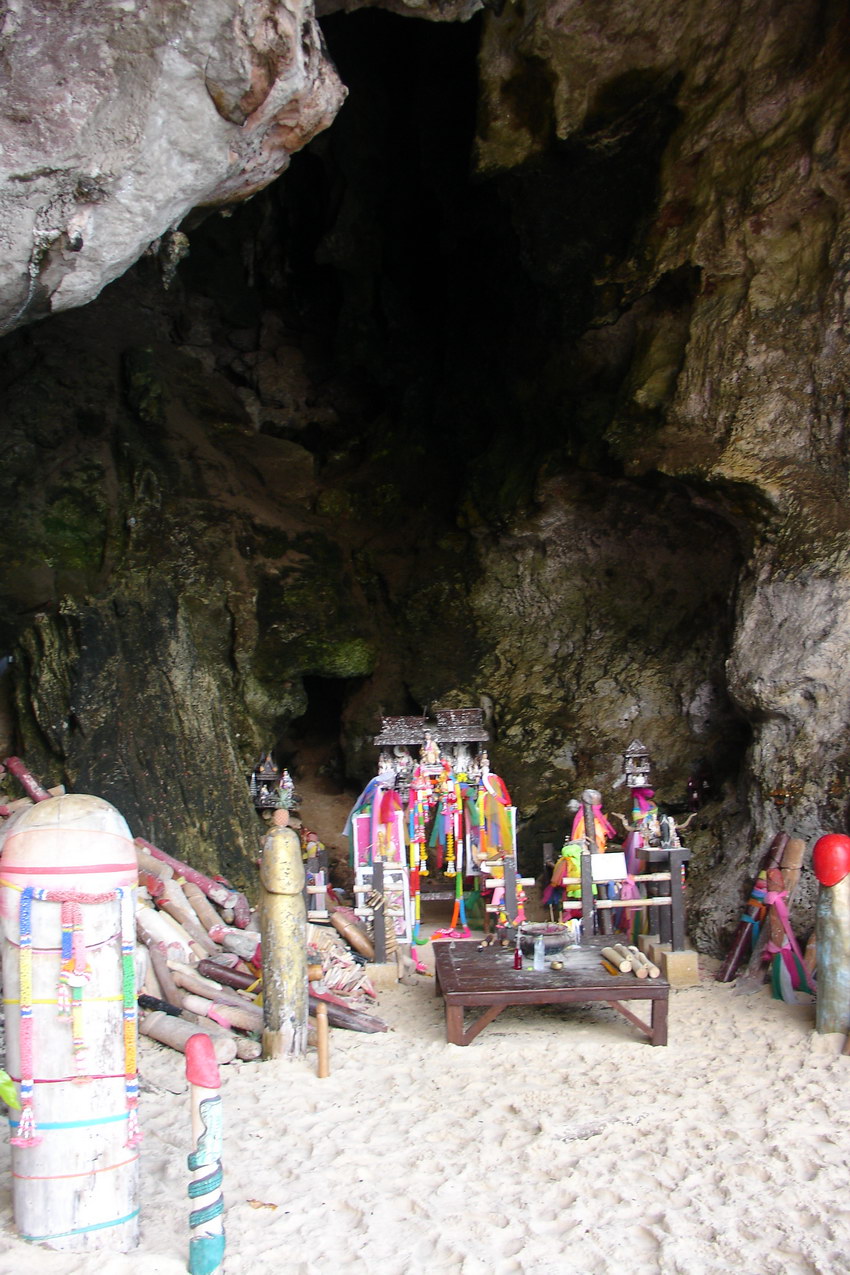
[247,754,297,813]
[344,709,522,955]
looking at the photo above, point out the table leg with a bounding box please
[445,1003,465,1045]
[651,995,669,1046]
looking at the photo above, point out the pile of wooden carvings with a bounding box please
[0,757,388,1060]
[137,839,388,1065]
[135,836,265,1065]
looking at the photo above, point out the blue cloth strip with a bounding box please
[9,1110,128,1131]
[21,1207,139,1242]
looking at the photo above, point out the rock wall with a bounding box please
[0,0,344,334]
[1,0,850,949]
[474,0,850,946]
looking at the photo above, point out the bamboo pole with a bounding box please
[627,944,660,978]
[601,946,630,972]
[612,942,648,978]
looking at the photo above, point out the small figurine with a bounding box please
[420,730,440,765]
[378,751,396,779]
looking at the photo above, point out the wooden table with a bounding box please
[432,937,669,1047]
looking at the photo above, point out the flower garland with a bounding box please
[9,884,141,1150]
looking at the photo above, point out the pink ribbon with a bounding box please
[762,889,816,989]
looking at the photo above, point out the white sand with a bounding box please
[1,944,848,1275]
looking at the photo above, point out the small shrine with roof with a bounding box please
[344,707,520,949]
[247,753,297,812]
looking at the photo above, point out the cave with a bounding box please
[1,0,849,954]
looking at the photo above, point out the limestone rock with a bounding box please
[0,0,345,334]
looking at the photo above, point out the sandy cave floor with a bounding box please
[2,946,850,1275]
[2,761,850,1273]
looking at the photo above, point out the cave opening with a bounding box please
[277,673,364,788]
[0,3,757,909]
[176,4,692,523]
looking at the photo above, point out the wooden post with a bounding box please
[372,861,387,963]
[580,791,598,853]
[668,848,686,950]
[185,1033,225,1275]
[315,1002,330,1079]
[503,855,519,923]
[580,851,594,938]
[259,810,307,1059]
[736,838,807,992]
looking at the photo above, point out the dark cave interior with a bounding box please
[182,7,689,511]
[184,8,746,794]
[0,7,753,876]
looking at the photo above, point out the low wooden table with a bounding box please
[433,936,669,1047]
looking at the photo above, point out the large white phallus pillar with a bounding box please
[0,792,140,1250]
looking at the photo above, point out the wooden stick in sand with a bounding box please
[186,1033,226,1275]
[315,1002,330,1078]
